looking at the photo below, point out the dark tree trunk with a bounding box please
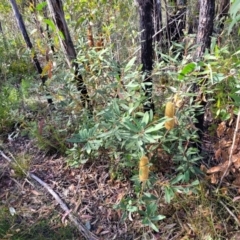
[137,0,155,113]
[153,0,162,44]
[193,0,215,144]
[194,0,215,61]
[9,0,53,104]
[46,0,89,108]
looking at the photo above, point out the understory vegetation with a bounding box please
[1,0,240,239]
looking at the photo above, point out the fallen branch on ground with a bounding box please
[0,150,99,240]
[29,173,99,240]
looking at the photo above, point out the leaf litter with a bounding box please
[2,118,240,239]
[0,136,139,239]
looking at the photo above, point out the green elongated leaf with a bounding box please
[43,19,56,31]
[146,202,157,215]
[183,170,190,182]
[141,112,149,126]
[115,132,122,141]
[151,215,166,221]
[149,110,153,122]
[178,63,196,80]
[120,103,130,111]
[126,81,139,88]
[136,139,143,149]
[86,143,91,154]
[212,73,225,84]
[164,186,175,203]
[171,174,184,184]
[97,130,113,139]
[36,1,47,11]
[126,205,138,213]
[229,94,240,106]
[143,134,159,143]
[147,220,159,232]
[143,192,158,201]
[142,217,150,225]
[124,57,136,72]
[145,121,165,133]
[230,0,240,18]
[121,121,139,133]
[75,17,86,30]
[112,100,120,115]
[191,179,200,186]
[233,49,240,55]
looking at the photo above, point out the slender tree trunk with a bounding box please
[193,0,215,143]
[153,0,162,44]
[9,0,53,104]
[137,0,155,113]
[194,0,215,61]
[46,0,89,108]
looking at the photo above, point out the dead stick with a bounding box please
[219,200,240,226]
[0,150,99,240]
[0,150,12,162]
[29,173,99,240]
[218,108,240,189]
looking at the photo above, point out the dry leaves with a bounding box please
[207,119,240,185]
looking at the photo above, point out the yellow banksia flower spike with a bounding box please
[165,102,175,130]
[139,156,149,182]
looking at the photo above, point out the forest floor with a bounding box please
[1,118,240,239]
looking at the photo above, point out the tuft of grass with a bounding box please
[158,181,240,239]
[0,207,80,240]
[10,153,32,178]
[0,208,81,240]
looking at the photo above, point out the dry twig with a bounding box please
[218,108,240,189]
[0,150,99,240]
[219,200,240,226]
[29,173,99,240]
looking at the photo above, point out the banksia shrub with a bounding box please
[139,156,149,182]
[165,102,175,130]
